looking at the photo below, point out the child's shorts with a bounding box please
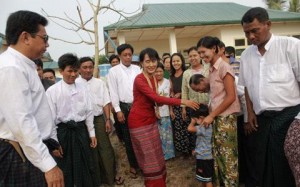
[196,159,214,183]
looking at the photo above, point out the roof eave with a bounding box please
[104,19,300,31]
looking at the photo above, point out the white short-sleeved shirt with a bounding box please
[239,35,300,114]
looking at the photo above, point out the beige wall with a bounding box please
[128,29,222,57]
[117,21,300,59]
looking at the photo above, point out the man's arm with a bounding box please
[244,87,258,135]
[84,88,96,147]
[107,69,121,112]
[101,81,112,133]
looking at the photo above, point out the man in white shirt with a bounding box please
[0,10,64,187]
[76,57,124,185]
[239,7,300,187]
[107,43,141,177]
[46,53,97,187]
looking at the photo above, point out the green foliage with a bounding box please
[264,0,300,12]
[93,54,108,64]
[290,0,300,12]
[265,0,283,10]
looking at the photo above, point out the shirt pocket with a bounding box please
[265,63,291,83]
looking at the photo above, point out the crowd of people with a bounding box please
[0,6,300,187]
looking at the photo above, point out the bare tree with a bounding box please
[42,0,139,77]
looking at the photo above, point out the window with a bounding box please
[234,38,249,57]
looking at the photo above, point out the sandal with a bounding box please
[115,176,124,185]
[129,170,138,179]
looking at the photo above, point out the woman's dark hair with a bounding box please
[6,10,48,45]
[156,62,165,71]
[117,43,134,55]
[189,74,205,86]
[190,104,209,118]
[196,36,221,54]
[58,53,79,70]
[187,46,198,54]
[109,54,120,64]
[170,53,186,76]
[241,7,269,25]
[139,48,160,63]
[79,56,94,66]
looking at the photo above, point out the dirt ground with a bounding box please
[101,133,200,187]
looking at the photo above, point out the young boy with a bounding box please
[187,104,213,187]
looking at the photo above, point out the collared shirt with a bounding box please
[76,76,110,116]
[107,63,141,112]
[239,35,300,114]
[0,47,56,172]
[46,80,95,137]
[209,57,240,116]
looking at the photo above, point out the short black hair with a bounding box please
[190,104,209,118]
[187,46,198,54]
[139,48,160,63]
[109,54,120,64]
[189,74,205,86]
[156,62,165,71]
[225,46,236,57]
[197,36,221,54]
[79,56,94,66]
[6,10,48,45]
[162,52,170,60]
[241,7,269,25]
[33,59,43,68]
[117,43,134,55]
[58,53,79,70]
[43,68,56,77]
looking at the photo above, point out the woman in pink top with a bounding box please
[192,36,240,187]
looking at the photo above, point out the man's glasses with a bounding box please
[35,34,49,43]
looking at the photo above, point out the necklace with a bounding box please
[143,71,158,94]
[143,71,159,115]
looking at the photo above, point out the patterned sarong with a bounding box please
[130,122,167,187]
[56,120,96,187]
[213,115,239,187]
[92,115,116,186]
[157,116,175,160]
[255,104,300,187]
[0,140,46,187]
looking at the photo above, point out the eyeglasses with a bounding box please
[35,34,49,43]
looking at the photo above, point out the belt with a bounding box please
[0,138,26,162]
